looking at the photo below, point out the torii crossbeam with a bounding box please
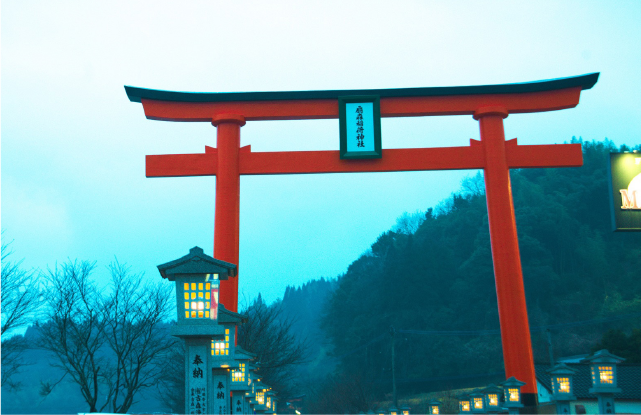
[125,73,599,405]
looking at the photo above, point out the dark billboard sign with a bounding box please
[609,152,641,231]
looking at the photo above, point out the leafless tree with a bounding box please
[392,211,425,235]
[238,296,309,396]
[39,259,177,413]
[100,261,177,413]
[1,238,40,388]
[38,260,107,412]
[461,171,485,197]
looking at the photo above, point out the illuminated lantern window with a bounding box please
[389,406,398,415]
[488,394,498,406]
[458,396,470,413]
[400,405,410,415]
[232,363,246,382]
[558,377,570,392]
[473,398,482,409]
[507,388,519,402]
[256,391,264,405]
[211,331,230,356]
[598,366,613,384]
[184,281,212,319]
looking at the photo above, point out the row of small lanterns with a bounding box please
[345,402,412,415]
[360,349,622,415]
[456,349,624,414]
[457,377,526,415]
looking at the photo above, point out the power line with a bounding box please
[328,311,641,361]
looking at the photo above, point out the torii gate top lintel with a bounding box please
[125,72,598,122]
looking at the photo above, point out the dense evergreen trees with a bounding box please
[317,139,641,397]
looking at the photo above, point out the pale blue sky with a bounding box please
[2,1,641,304]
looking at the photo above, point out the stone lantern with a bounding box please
[230,346,256,414]
[583,349,625,414]
[469,390,485,413]
[427,400,442,414]
[265,390,277,413]
[458,393,471,414]
[547,363,577,414]
[500,377,525,415]
[389,406,399,415]
[157,246,240,415]
[399,405,410,415]
[253,380,270,413]
[482,384,503,413]
[244,364,260,414]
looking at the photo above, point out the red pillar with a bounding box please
[212,114,245,313]
[475,106,538,405]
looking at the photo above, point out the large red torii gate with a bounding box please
[125,73,598,405]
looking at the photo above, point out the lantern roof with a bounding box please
[157,246,237,280]
[235,346,257,360]
[481,383,503,394]
[218,303,247,325]
[547,362,578,376]
[254,381,269,391]
[468,389,484,397]
[428,400,442,406]
[501,376,526,388]
[582,349,625,364]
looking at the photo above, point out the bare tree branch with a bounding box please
[238,296,310,396]
[101,260,177,413]
[1,237,40,387]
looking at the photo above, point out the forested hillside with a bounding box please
[312,139,641,401]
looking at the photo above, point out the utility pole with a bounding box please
[546,329,555,366]
[390,326,397,408]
